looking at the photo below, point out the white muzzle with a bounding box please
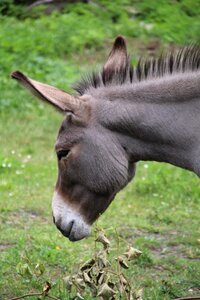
[52,191,91,241]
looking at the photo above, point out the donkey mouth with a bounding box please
[56,219,91,242]
[69,221,91,242]
[52,191,91,241]
[58,220,74,239]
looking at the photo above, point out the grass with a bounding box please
[1,90,200,299]
[0,0,200,299]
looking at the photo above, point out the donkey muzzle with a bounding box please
[52,191,91,241]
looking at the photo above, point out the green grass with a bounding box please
[0,1,200,299]
[1,105,200,299]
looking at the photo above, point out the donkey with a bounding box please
[11,36,200,241]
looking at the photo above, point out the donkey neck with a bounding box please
[95,71,200,175]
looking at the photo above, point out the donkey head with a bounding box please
[11,37,136,241]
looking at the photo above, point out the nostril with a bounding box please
[65,220,74,237]
[55,218,62,230]
[69,220,74,231]
[54,219,74,238]
[52,215,55,224]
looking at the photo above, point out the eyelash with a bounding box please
[57,150,70,161]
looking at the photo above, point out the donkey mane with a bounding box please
[74,44,200,95]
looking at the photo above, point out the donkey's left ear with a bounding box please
[102,36,129,82]
[11,71,77,113]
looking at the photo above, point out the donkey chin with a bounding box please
[52,191,91,241]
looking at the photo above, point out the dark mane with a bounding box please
[73,45,200,95]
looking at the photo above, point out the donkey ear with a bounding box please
[11,71,79,113]
[102,36,128,82]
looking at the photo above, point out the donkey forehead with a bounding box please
[56,119,114,149]
[56,118,86,147]
[56,111,107,147]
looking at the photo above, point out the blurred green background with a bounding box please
[0,1,200,299]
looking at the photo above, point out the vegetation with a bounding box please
[0,1,200,299]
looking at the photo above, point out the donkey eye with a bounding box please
[57,150,70,161]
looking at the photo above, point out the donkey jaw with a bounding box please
[52,191,91,241]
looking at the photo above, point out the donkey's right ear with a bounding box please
[102,36,129,82]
